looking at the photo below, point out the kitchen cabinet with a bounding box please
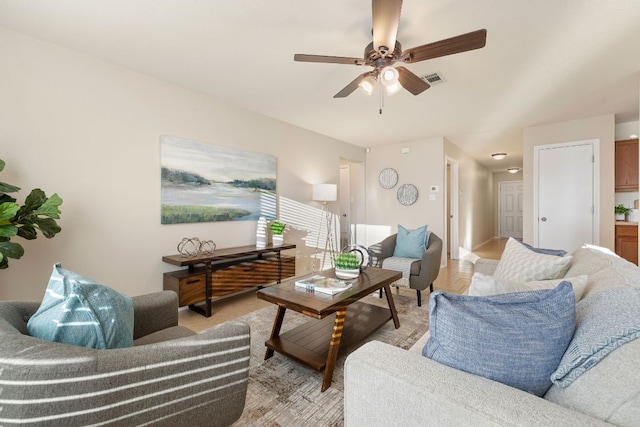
[615,139,639,192]
[615,223,638,265]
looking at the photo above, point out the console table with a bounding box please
[162,243,296,317]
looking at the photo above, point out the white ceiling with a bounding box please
[1,0,639,172]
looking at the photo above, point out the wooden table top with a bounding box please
[257,267,402,319]
[163,243,296,266]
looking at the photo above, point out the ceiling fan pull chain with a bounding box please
[379,81,384,115]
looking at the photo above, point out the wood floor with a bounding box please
[179,237,507,332]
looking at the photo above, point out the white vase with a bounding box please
[335,268,360,280]
[272,234,284,246]
[256,216,267,248]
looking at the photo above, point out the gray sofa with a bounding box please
[0,291,250,426]
[344,245,640,426]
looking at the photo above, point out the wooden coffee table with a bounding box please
[256,267,402,391]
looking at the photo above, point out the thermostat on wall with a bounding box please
[430,185,439,192]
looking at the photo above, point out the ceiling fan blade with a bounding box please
[402,29,487,63]
[334,72,370,98]
[294,54,366,66]
[396,66,430,95]
[372,0,402,56]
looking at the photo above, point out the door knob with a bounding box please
[541,217,547,222]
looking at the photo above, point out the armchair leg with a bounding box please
[430,283,433,293]
[379,288,383,298]
[417,290,422,307]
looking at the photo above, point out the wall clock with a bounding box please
[397,184,418,206]
[378,168,398,189]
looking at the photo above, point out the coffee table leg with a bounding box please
[383,284,401,329]
[321,308,347,392]
[265,304,286,360]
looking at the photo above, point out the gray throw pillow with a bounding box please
[423,282,575,396]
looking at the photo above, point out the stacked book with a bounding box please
[294,275,353,295]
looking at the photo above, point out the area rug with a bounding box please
[230,290,430,426]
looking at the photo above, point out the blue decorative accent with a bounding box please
[423,282,575,396]
[522,241,568,257]
[393,224,428,259]
[27,263,134,349]
[551,287,640,387]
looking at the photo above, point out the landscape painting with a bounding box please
[160,136,277,224]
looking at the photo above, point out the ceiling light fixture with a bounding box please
[380,66,401,95]
[507,167,520,174]
[359,74,377,95]
[491,153,507,160]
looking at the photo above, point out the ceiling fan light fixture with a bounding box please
[384,80,402,96]
[491,152,507,160]
[380,66,399,86]
[359,75,377,95]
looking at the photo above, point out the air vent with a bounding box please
[420,72,446,85]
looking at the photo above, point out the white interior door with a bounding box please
[499,181,523,238]
[534,140,598,252]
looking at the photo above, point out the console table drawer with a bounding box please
[163,271,206,306]
[212,256,295,297]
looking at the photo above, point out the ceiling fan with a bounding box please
[294,0,487,98]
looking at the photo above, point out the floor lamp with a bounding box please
[312,183,338,271]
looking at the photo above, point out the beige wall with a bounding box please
[444,139,494,254]
[0,27,365,300]
[522,114,615,250]
[364,138,445,247]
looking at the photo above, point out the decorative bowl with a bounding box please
[335,268,360,280]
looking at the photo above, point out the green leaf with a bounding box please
[34,218,61,238]
[0,181,21,194]
[34,193,63,219]
[0,202,19,222]
[17,224,37,240]
[0,240,24,259]
[21,189,47,214]
[0,223,18,237]
[0,159,4,172]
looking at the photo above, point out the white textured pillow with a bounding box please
[468,272,588,302]
[493,238,572,282]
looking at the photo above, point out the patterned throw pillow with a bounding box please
[27,263,134,349]
[393,224,429,259]
[423,282,575,397]
[493,238,572,282]
[468,272,588,302]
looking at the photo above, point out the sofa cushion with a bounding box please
[27,263,134,349]
[468,272,588,302]
[551,287,640,387]
[423,282,575,396]
[393,224,428,259]
[493,238,572,282]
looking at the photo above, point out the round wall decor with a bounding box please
[397,184,418,206]
[378,168,398,189]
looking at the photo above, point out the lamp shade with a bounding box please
[312,183,337,202]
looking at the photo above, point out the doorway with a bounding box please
[533,139,599,252]
[498,181,523,239]
[444,156,459,265]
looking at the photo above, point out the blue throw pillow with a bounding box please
[522,241,568,257]
[27,263,134,349]
[393,224,429,259]
[423,282,575,396]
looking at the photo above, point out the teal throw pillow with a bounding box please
[423,282,575,396]
[27,263,134,349]
[393,224,429,259]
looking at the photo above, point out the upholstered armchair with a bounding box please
[0,291,250,427]
[369,232,443,306]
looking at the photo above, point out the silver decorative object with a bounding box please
[397,184,418,206]
[177,237,201,257]
[199,240,216,255]
[378,168,398,189]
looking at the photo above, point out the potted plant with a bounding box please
[269,220,286,246]
[615,204,630,221]
[334,252,361,280]
[0,159,63,269]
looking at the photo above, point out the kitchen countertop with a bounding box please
[616,221,639,225]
